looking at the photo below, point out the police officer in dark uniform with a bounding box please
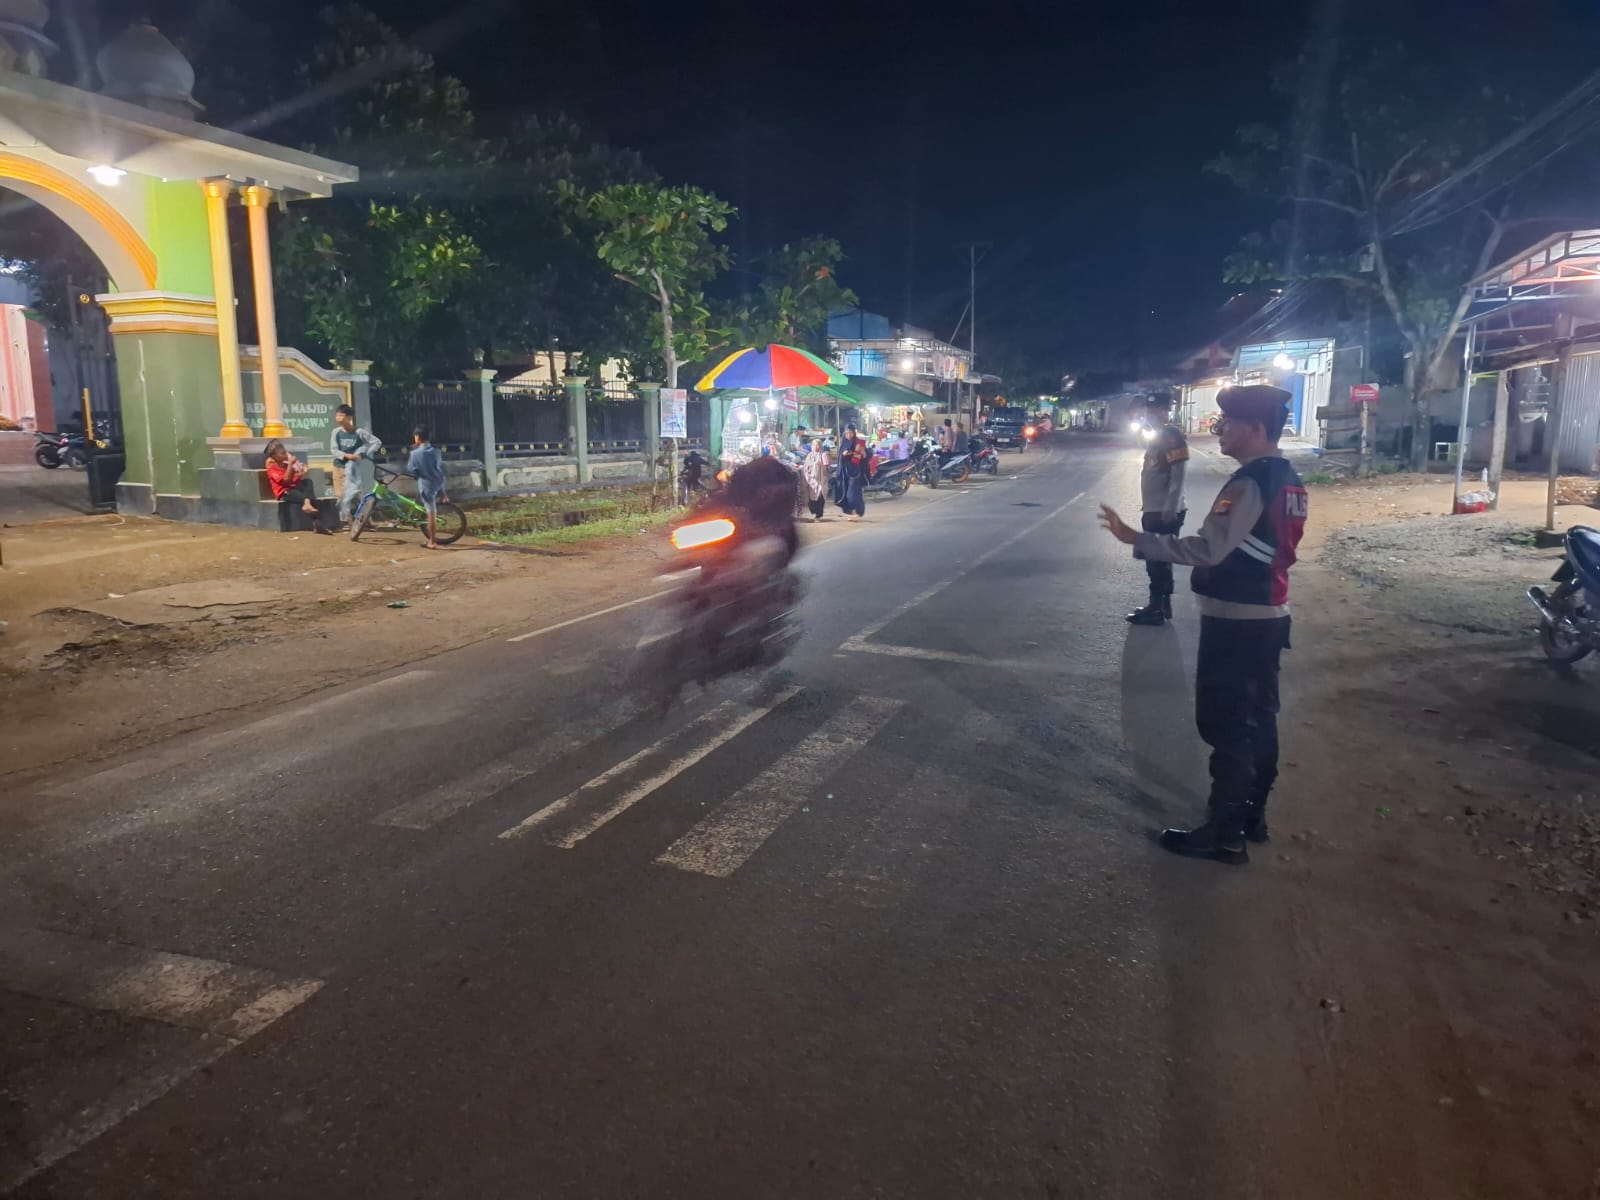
[1127,393,1189,625]
[1099,385,1308,865]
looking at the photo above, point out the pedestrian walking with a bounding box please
[1126,394,1189,625]
[407,425,450,550]
[330,404,382,527]
[800,438,831,522]
[835,423,871,521]
[1098,385,1308,865]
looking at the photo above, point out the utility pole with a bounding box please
[955,242,990,427]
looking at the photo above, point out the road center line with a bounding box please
[844,489,1086,645]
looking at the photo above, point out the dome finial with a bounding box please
[96,20,202,120]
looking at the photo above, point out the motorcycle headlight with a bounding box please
[671,518,736,551]
[1127,421,1141,433]
[1140,427,1157,441]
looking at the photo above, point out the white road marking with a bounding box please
[0,926,322,1192]
[373,696,640,829]
[656,696,904,878]
[498,687,801,846]
[842,490,1086,646]
[506,587,673,643]
[40,670,437,798]
[836,639,1050,669]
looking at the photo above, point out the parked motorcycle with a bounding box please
[33,428,88,470]
[913,438,945,488]
[863,453,919,498]
[635,507,803,711]
[968,436,1000,476]
[1528,525,1600,668]
[935,446,973,485]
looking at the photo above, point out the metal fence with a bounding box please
[493,382,567,457]
[370,384,480,460]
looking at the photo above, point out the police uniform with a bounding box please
[1129,409,1189,624]
[1131,385,1308,864]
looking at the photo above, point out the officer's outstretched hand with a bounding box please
[1098,503,1138,546]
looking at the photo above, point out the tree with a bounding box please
[454,115,658,381]
[182,2,495,379]
[578,182,735,389]
[722,237,858,356]
[1209,28,1600,467]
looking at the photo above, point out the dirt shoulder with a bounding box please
[0,471,969,783]
[1243,471,1600,1196]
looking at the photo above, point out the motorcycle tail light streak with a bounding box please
[671,517,737,551]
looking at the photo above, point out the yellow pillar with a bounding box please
[242,185,289,438]
[202,179,251,439]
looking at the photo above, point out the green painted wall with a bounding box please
[114,330,220,495]
[241,367,346,452]
[145,179,214,297]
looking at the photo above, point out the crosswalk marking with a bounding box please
[656,696,904,878]
[373,696,640,830]
[0,926,321,1192]
[498,688,801,846]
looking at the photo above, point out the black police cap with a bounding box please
[1217,384,1290,426]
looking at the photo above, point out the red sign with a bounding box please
[1350,383,1380,406]
[780,387,799,413]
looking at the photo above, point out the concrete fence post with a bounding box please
[347,358,376,495]
[636,381,662,480]
[465,368,498,491]
[563,374,591,484]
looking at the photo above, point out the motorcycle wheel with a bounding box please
[34,446,61,469]
[952,465,970,484]
[1539,617,1593,665]
[888,477,910,497]
[64,448,89,469]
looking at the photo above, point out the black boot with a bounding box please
[1126,591,1168,626]
[1158,822,1248,864]
[1243,797,1270,843]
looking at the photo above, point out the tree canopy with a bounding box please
[1210,12,1600,464]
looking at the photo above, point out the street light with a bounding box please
[1272,352,1296,372]
[900,357,915,371]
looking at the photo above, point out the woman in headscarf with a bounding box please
[835,423,871,522]
[800,436,831,522]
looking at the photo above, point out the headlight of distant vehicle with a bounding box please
[1140,427,1157,442]
[1128,421,1141,433]
[1023,425,1036,438]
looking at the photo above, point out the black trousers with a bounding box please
[1140,511,1185,598]
[1195,615,1291,834]
[278,480,335,533]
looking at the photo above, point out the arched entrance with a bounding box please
[0,58,357,522]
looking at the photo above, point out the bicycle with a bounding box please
[349,465,467,545]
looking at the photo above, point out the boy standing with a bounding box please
[331,404,382,525]
[407,425,449,549]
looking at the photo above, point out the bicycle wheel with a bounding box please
[432,502,468,545]
[349,495,376,542]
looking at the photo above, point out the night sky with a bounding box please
[92,0,1600,382]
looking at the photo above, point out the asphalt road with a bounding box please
[2,436,1255,1198]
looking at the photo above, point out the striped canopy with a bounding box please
[696,344,847,392]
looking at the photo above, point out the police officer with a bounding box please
[1127,393,1189,625]
[1099,385,1308,865]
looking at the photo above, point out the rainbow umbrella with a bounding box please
[695,343,846,392]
